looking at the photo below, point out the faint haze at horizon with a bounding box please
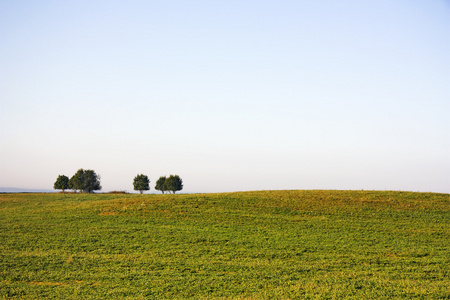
[1,1,449,194]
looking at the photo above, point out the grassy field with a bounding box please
[0,190,449,299]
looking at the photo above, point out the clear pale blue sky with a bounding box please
[1,1,449,193]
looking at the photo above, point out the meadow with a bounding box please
[0,190,449,299]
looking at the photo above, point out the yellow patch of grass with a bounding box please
[29,281,68,286]
[98,211,121,216]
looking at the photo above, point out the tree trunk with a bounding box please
[140,190,143,194]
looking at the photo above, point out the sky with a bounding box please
[1,0,449,193]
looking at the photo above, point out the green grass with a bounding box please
[1,190,449,299]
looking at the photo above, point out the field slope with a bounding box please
[1,190,449,299]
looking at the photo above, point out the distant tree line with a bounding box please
[54,170,183,194]
[54,169,101,193]
[133,174,183,194]
[154,175,183,194]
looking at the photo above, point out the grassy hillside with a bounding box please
[1,190,449,299]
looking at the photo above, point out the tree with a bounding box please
[133,174,150,194]
[53,175,69,193]
[164,175,183,194]
[82,169,101,193]
[68,176,77,192]
[69,169,101,193]
[68,176,75,192]
[69,169,84,193]
[155,176,166,194]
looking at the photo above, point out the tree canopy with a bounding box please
[155,176,166,194]
[53,175,69,193]
[69,169,101,193]
[69,169,84,193]
[133,174,150,194]
[164,175,183,194]
[55,170,183,194]
[83,170,102,193]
